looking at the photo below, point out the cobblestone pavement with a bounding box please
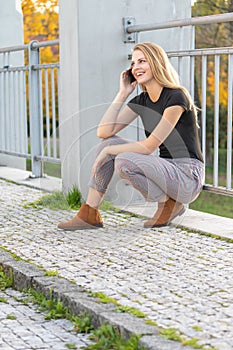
[1,179,233,350]
[0,288,91,349]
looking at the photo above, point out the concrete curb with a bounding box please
[0,249,193,350]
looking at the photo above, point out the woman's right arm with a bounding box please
[97,70,138,139]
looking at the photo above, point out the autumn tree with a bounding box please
[21,0,59,62]
[21,0,59,138]
[192,0,233,48]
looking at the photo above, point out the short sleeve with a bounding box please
[165,89,188,110]
[127,93,145,114]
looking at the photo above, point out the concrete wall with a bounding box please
[0,0,25,169]
[59,0,192,205]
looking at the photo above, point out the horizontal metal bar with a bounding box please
[32,63,60,70]
[0,66,29,73]
[203,185,233,197]
[0,39,59,54]
[167,46,233,57]
[31,39,59,49]
[0,151,61,164]
[35,155,61,164]
[127,12,233,34]
[0,150,31,159]
[0,44,28,54]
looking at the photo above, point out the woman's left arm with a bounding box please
[93,105,184,170]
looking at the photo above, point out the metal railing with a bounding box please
[124,13,233,196]
[0,40,60,177]
[167,46,233,196]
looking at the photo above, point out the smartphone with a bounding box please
[126,68,136,83]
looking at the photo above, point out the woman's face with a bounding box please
[131,50,154,85]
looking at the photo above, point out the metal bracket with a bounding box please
[123,17,136,43]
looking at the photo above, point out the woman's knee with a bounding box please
[115,153,137,178]
[96,136,123,153]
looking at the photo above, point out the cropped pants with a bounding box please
[88,136,205,204]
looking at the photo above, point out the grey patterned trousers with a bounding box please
[88,136,205,204]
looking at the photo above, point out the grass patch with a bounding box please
[44,270,58,277]
[190,190,233,219]
[159,327,217,350]
[99,200,122,212]
[28,288,71,320]
[6,314,17,320]
[89,291,146,319]
[24,184,125,217]
[89,291,119,305]
[116,305,146,318]
[66,185,82,209]
[24,191,70,210]
[24,186,82,211]
[0,296,8,303]
[145,319,157,326]
[27,288,93,333]
[0,267,14,291]
[65,344,77,350]
[192,325,203,332]
[27,159,61,178]
[85,324,145,350]
[43,162,61,178]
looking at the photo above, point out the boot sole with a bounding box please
[57,224,103,231]
[144,207,186,228]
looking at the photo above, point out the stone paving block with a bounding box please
[1,259,44,290]
[31,275,83,299]
[32,274,120,330]
[0,250,15,264]
[139,335,194,350]
[0,345,14,350]
[99,310,158,340]
[61,291,117,328]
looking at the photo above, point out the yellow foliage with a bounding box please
[21,0,59,131]
[206,60,228,107]
[21,0,59,63]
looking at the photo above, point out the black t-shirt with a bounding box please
[127,87,204,162]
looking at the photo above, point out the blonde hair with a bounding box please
[132,42,199,125]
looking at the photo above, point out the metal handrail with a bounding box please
[0,44,28,54]
[0,39,59,54]
[31,39,59,49]
[127,12,233,34]
[167,46,233,57]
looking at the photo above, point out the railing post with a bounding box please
[28,40,43,177]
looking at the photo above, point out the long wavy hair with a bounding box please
[132,42,199,125]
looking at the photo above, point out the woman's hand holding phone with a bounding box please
[119,68,137,97]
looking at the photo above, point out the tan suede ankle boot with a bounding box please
[144,198,185,228]
[58,203,103,231]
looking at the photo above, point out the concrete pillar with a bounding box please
[59,0,192,205]
[0,0,25,169]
